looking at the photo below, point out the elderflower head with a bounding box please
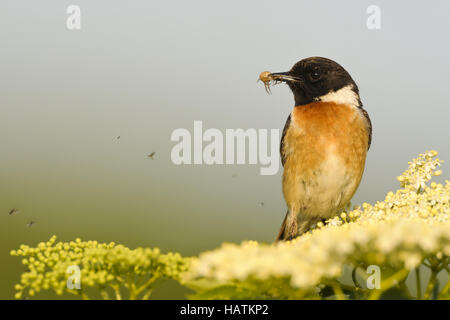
[186,151,450,297]
[11,236,190,299]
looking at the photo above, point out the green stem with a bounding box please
[352,267,362,288]
[79,291,90,300]
[133,274,160,298]
[331,283,347,300]
[415,268,422,299]
[128,280,138,300]
[439,278,450,297]
[423,269,438,300]
[100,288,110,300]
[368,268,409,300]
[141,289,153,300]
[111,284,122,300]
[439,261,450,297]
[399,277,413,299]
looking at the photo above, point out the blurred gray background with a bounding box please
[0,0,449,299]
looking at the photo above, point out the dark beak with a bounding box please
[269,71,301,83]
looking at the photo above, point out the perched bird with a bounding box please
[147,152,156,159]
[260,57,372,241]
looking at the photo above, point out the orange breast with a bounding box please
[281,101,370,218]
[289,101,369,170]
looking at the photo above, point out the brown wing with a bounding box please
[359,107,372,150]
[280,114,291,167]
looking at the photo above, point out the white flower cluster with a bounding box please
[186,151,450,296]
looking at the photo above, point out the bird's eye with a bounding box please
[309,69,321,82]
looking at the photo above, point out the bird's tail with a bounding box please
[275,210,289,242]
[276,211,320,242]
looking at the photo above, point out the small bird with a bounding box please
[147,152,156,159]
[260,57,372,241]
[8,208,19,215]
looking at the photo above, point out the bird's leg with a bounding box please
[297,215,321,236]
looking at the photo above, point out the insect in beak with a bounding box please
[258,71,299,94]
[258,71,273,94]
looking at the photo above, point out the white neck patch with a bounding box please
[316,85,360,107]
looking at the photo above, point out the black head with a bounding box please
[270,57,360,106]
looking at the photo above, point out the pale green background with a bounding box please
[0,1,449,299]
